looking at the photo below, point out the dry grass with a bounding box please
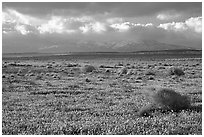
[138,103,155,117]
[2,57,202,135]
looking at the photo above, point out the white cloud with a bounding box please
[2,11,16,24]
[3,31,8,34]
[158,22,187,32]
[38,16,64,34]
[37,15,104,34]
[3,8,201,46]
[3,8,155,35]
[38,16,77,34]
[158,16,202,33]
[68,16,94,23]
[3,8,46,34]
[185,17,202,33]
[110,22,130,32]
[157,12,181,20]
[8,9,30,24]
[132,23,153,27]
[3,9,44,26]
[145,23,154,27]
[92,22,106,33]
[79,24,90,33]
[110,22,154,32]
[15,24,30,35]
[79,22,106,33]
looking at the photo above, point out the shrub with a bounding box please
[138,88,191,117]
[82,65,97,73]
[85,78,91,82]
[158,66,166,69]
[67,63,78,67]
[169,67,185,76]
[47,66,52,69]
[118,62,124,66]
[136,76,142,80]
[127,69,134,75]
[105,69,111,73]
[118,67,128,75]
[2,74,6,78]
[151,88,191,111]
[145,70,155,76]
[148,76,155,80]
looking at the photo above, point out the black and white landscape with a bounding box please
[2,2,202,135]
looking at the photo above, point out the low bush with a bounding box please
[85,78,91,82]
[138,88,191,117]
[151,88,191,111]
[2,74,6,78]
[67,63,78,67]
[145,70,156,76]
[148,76,155,80]
[169,67,185,76]
[118,67,128,75]
[82,65,97,73]
[105,69,111,73]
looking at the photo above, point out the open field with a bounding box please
[2,52,202,135]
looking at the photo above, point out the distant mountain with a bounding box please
[3,39,195,53]
[107,40,193,52]
[64,40,193,53]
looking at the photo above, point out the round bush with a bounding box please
[85,78,91,82]
[118,67,128,75]
[2,74,6,78]
[138,88,191,117]
[151,88,190,111]
[148,76,155,80]
[82,65,97,73]
[169,67,185,76]
[105,69,111,73]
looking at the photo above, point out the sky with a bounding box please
[2,2,202,53]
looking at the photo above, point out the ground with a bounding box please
[2,55,202,135]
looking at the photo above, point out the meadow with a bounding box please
[2,52,202,135]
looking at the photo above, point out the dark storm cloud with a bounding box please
[3,2,201,18]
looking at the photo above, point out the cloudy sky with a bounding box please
[2,2,202,53]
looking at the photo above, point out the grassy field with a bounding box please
[2,54,202,135]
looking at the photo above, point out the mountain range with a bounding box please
[36,40,194,53]
[3,39,196,53]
